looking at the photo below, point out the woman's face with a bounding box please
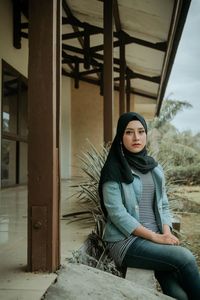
[122,120,147,153]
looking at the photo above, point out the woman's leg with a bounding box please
[155,271,188,300]
[122,238,200,300]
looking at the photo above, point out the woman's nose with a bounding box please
[133,132,139,140]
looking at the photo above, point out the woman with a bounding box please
[99,112,200,300]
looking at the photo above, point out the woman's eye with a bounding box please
[124,129,145,135]
[125,130,132,135]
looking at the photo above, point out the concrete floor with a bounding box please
[0,179,92,300]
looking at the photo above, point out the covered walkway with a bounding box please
[0,180,92,300]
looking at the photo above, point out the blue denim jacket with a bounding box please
[102,165,172,242]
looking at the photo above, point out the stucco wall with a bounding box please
[0,1,29,76]
[0,0,28,186]
[71,81,121,176]
[0,0,72,183]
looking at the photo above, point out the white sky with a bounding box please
[165,0,200,134]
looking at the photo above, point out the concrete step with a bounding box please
[126,267,157,290]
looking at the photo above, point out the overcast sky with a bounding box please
[164,0,200,134]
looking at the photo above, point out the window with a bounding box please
[1,61,28,187]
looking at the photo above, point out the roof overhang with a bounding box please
[15,0,191,118]
[61,0,191,117]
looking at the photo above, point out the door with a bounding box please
[1,61,28,187]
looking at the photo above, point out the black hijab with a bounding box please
[98,112,158,216]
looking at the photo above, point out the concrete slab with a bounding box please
[126,267,156,290]
[0,289,48,300]
[43,263,173,300]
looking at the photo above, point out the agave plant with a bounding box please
[63,141,124,274]
[64,140,110,238]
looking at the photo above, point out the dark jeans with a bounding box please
[122,238,200,300]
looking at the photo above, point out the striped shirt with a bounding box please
[107,169,160,267]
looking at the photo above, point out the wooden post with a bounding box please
[126,75,131,112]
[28,0,60,272]
[103,0,114,143]
[12,0,21,49]
[119,43,126,115]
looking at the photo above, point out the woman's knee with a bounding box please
[176,246,197,270]
[180,247,196,262]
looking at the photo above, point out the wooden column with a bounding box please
[103,0,114,143]
[126,75,131,112]
[119,43,126,115]
[12,0,21,49]
[28,0,60,272]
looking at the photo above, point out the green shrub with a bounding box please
[167,164,200,185]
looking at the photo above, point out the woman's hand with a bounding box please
[151,232,180,245]
[132,225,180,245]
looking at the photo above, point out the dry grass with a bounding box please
[175,185,200,204]
[174,185,200,269]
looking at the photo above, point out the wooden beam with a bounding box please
[126,75,131,112]
[62,0,84,48]
[62,69,157,100]
[84,30,91,69]
[90,34,167,53]
[28,0,60,272]
[12,0,21,49]
[62,31,85,40]
[127,68,161,83]
[119,42,126,115]
[103,0,114,143]
[62,0,101,83]
[62,44,160,84]
[113,0,121,32]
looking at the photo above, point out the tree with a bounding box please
[148,98,200,184]
[148,99,192,131]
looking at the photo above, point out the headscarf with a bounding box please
[98,112,158,216]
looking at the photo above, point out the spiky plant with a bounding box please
[69,140,110,238]
[64,141,125,275]
[148,148,182,212]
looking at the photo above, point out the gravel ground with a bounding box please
[180,212,200,269]
[174,185,200,269]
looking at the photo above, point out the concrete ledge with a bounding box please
[43,263,173,299]
[126,267,156,290]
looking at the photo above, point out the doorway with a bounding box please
[1,61,28,187]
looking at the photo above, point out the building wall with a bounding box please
[0,0,72,184]
[0,0,29,187]
[0,1,29,76]
[71,81,103,176]
[71,81,120,177]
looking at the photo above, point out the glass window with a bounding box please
[1,139,16,187]
[19,85,28,137]
[2,92,18,134]
[1,61,28,187]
